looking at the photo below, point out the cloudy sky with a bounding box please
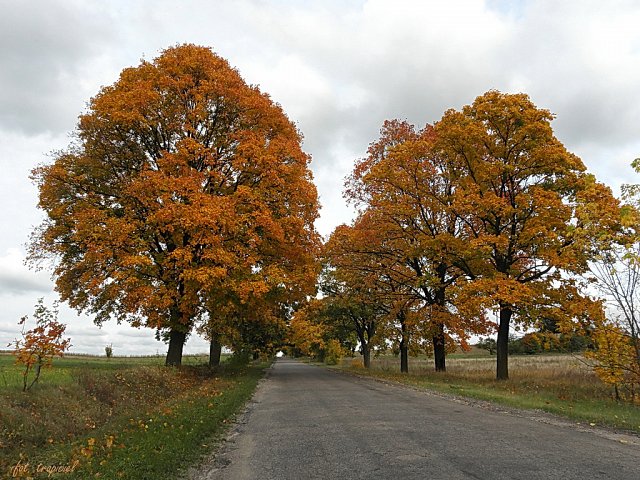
[1,0,639,356]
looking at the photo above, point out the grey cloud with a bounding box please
[0,269,52,296]
[0,1,116,135]
[248,0,640,157]
[3,0,640,354]
[494,1,640,151]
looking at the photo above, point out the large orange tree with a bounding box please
[435,91,621,379]
[30,45,319,365]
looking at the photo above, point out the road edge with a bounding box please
[323,363,640,446]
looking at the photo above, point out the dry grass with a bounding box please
[368,354,604,398]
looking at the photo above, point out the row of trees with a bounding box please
[296,91,625,380]
[29,45,320,366]
[28,44,640,389]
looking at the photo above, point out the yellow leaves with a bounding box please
[80,437,97,457]
[587,319,638,388]
[288,301,327,357]
[78,434,117,461]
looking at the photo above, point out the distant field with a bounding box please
[0,352,262,479]
[0,352,222,391]
[338,353,640,434]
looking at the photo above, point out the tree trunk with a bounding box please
[496,303,512,380]
[400,319,409,373]
[433,323,446,372]
[433,268,447,372]
[166,329,186,366]
[209,335,222,367]
[253,351,260,361]
[362,343,371,369]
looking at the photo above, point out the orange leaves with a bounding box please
[288,300,327,357]
[335,90,623,377]
[10,298,71,392]
[432,91,625,378]
[30,44,320,363]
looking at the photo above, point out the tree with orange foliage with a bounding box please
[325,213,431,373]
[9,298,71,392]
[322,223,388,368]
[345,120,491,372]
[29,45,319,366]
[288,299,327,358]
[434,91,622,379]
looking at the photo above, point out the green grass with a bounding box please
[1,353,264,479]
[337,353,640,433]
[0,353,228,390]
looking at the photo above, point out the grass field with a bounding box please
[0,352,265,479]
[337,352,640,433]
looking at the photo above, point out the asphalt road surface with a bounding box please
[192,358,640,480]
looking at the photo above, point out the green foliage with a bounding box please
[324,339,344,365]
[227,350,252,367]
[506,332,593,355]
[104,344,113,359]
[478,332,592,357]
[477,337,497,355]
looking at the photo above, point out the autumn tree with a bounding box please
[434,90,622,379]
[587,165,640,397]
[200,289,289,365]
[345,120,491,372]
[230,301,290,361]
[322,227,386,368]
[9,298,71,392]
[325,215,421,372]
[287,299,327,358]
[29,44,319,366]
[590,243,640,376]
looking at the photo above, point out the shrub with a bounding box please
[9,298,71,392]
[324,339,343,365]
[477,337,496,355]
[228,350,251,366]
[350,358,364,368]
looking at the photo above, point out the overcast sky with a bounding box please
[1,0,639,356]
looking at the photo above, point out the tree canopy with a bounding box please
[30,44,320,365]
[434,91,621,379]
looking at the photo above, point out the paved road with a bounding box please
[193,358,640,480]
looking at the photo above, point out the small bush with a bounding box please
[9,298,71,391]
[228,350,251,366]
[324,340,343,365]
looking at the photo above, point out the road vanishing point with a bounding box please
[191,358,640,480]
